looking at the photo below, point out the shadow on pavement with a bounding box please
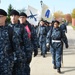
[62,66,75,73]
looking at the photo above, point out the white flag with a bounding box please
[26,5,39,26]
[41,3,52,22]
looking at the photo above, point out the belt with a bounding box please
[52,40,61,43]
[40,33,46,35]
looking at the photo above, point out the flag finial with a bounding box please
[40,0,43,7]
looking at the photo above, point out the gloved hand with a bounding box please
[65,44,69,48]
[46,43,49,48]
[26,57,32,64]
[34,50,38,57]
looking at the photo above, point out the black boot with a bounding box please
[53,62,56,69]
[57,68,61,73]
[45,50,47,54]
[43,54,45,58]
[53,65,57,69]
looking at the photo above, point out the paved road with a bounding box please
[30,26,75,75]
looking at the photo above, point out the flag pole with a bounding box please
[40,0,43,20]
[37,0,43,37]
[40,0,43,8]
[0,0,1,3]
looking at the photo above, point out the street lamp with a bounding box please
[40,0,43,7]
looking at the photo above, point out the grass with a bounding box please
[72,25,75,30]
[68,23,75,30]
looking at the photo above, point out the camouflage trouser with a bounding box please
[0,56,14,75]
[50,45,62,68]
[24,63,30,75]
[40,41,46,55]
[12,60,26,75]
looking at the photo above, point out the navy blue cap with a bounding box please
[10,9,19,16]
[19,12,27,17]
[0,9,7,16]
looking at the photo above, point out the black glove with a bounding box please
[34,49,38,57]
[26,57,32,64]
[65,44,69,48]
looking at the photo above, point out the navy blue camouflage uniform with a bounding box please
[0,25,22,75]
[22,21,38,75]
[34,25,40,48]
[31,25,38,56]
[46,27,68,68]
[9,23,32,75]
[23,21,38,56]
[39,25,47,57]
[60,23,67,33]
